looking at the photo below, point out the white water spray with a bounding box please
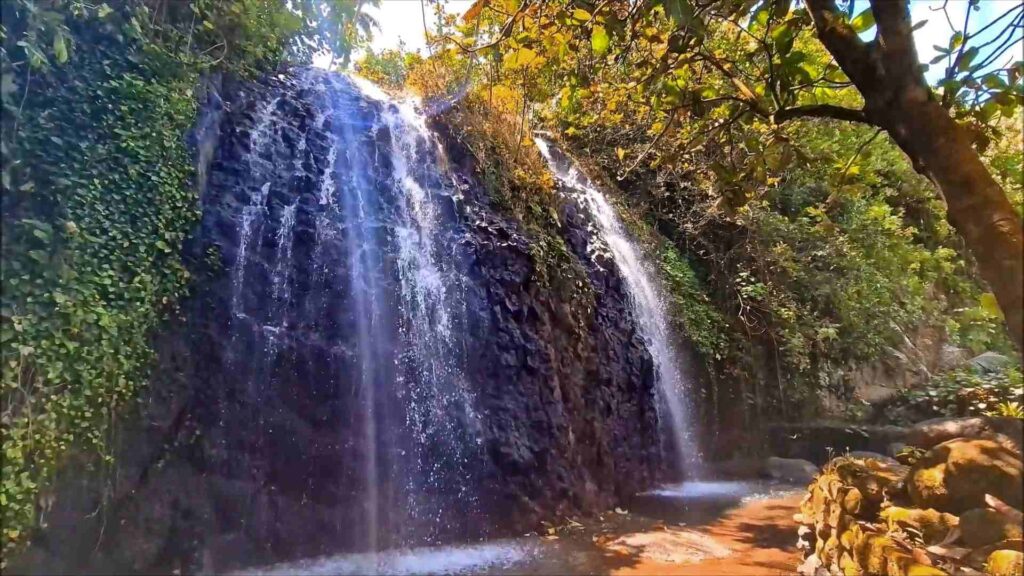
[535,138,703,478]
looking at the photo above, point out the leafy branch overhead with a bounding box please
[443,0,1024,351]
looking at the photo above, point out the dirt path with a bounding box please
[602,494,803,575]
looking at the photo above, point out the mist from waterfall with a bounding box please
[534,138,704,479]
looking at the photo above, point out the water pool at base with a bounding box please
[244,480,804,575]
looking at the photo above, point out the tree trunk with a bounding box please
[805,0,1024,353]
[876,97,1024,352]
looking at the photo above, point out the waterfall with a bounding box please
[219,69,485,559]
[534,138,704,479]
[16,67,682,573]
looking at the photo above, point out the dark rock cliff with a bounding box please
[16,69,661,574]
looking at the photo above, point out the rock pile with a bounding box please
[796,417,1023,576]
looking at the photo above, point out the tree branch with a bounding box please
[869,0,927,86]
[443,0,531,54]
[805,0,879,90]
[773,104,878,126]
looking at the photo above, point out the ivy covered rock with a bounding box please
[908,438,1023,513]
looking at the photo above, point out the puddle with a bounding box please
[646,480,803,503]
[645,481,754,499]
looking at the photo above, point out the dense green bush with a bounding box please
[1,44,199,555]
[658,244,728,360]
[885,364,1024,423]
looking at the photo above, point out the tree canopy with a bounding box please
[417,0,1023,350]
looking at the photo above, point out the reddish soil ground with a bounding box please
[604,494,803,576]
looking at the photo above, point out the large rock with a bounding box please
[767,422,908,465]
[908,438,1023,513]
[938,344,970,371]
[959,508,1023,548]
[879,506,958,545]
[764,457,818,484]
[905,416,1023,454]
[906,416,992,450]
[969,352,1014,374]
[847,451,900,467]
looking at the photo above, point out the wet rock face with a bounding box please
[21,69,660,573]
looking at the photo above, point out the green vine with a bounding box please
[0,0,375,562]
[658,244,729,360]
[1,40,200,561]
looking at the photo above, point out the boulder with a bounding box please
[986,550,1024,576]
[905,416,992,450]
[908,438,1023,513]
[711,457,764,479]
[938,344,970,371]
[904,416,1023,455]
[960,508,1024,548]
[826,456,908,509]
[847,451,900,467]
[969,352,1014,374]
[767,422,907,465]
[879,506,958,545]
[990,417,1024,456]
[765,457,819,484]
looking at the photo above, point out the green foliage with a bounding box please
[0,0,375,562]
[437,0,1021,338]
[658,244,728,359]
[1,42,198,563]
[411,0,1017,418]
[355,46,423,91]
[885,364,1024,423]
[403,47,586,294]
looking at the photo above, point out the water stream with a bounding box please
[535,138,704,479]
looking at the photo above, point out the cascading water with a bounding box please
[214,69,487,562]
[534,138,704,479]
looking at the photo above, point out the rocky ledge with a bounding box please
[796,416,1023,576]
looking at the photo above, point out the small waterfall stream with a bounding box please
[535,138,704,479]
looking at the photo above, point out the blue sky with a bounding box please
[905,0,1023,82]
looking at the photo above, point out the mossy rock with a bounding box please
[885,551,945,576]
[960,508,1023,548]
[827,456,909,515]
[908,439,1022,513]
[879,506,958,545]
[986,550,1023,576]
[855,534,899,575]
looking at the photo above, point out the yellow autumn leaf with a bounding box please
[980,292,1004,319]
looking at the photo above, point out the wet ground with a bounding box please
[245,481,804,575]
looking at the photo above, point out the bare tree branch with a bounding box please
[774,104,877,126]
[443,0,531,54]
